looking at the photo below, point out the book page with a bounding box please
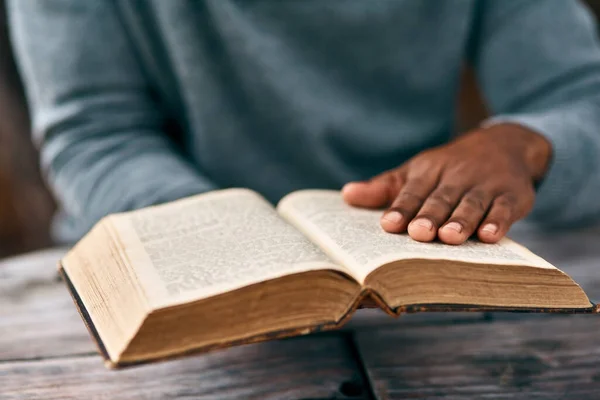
[277,190,555,283]
[109,189,347,308]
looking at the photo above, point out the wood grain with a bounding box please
[0,336,371,400]
[0,248,94,361]
[355,315,600,399]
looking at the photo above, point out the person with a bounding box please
[7,0,600,246]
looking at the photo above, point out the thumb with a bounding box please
[342,172,403,208]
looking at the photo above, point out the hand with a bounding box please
[342,124,552,245]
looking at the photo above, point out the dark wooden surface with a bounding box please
[0,248,93,360]
[0,340,369,400]
[356,316,600,399]
[2,227,600,399]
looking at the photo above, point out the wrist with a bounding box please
[481,123,552,183]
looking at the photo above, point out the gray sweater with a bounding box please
[8,0,600,242]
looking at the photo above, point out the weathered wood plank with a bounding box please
[0,336,371,400]
[0,248,94,360]
[355,315,600,399]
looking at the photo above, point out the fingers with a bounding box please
[478,192,531,243]
[342,171,403,208]
[381,176,438,234]
[407,185,463,242]
[438,189,494,245]
[347,167,533,245]
[437,189,532,244]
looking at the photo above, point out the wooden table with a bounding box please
[2,225,600,399]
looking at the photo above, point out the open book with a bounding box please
[59,189,597,368]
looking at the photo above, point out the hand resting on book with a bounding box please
[342,123,552,246]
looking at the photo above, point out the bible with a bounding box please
[59,189,597,368]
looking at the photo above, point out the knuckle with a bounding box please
[410,154,434,170]
[433,185,459,201]
[438,184,460,195]
[468,188,488,201]
[495,193,519,208]
[393,171,407,186]
[397,191,427,204]
[490,201,514,221]
[406,166,439,184]
[405,176,428,188]
[463,194,487,213]
[381,172,406,196]
[426,194,454,211]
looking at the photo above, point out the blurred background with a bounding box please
[0,0,599,259]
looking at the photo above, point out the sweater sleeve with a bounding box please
[8,1,216,241]
[472,0,600,227]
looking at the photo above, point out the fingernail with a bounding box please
[382,211,403,224]
[412,218,433,231]
[482,223,498,234]
[443,222,463,233]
